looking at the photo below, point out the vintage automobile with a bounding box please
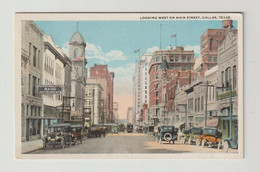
[119,124,125,132]
[42,123,73,149]
[71,125,84,145]
[126,123,133,133]
[156,125,178,144]
[87,126,106,138]
[182,127,202,145]
[111,125,119,133]
[136,126,143,133]
[196,127,222,149]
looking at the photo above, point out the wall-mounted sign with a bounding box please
[39,85,62,94]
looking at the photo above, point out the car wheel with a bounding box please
[43,142,46,150]
[188,137,191,145]
[196,139,200,147]
[223,141,229,153]
[217,142,222,149]
[61,139,65,149]
[201,140,205,147]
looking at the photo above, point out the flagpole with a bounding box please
[160,24,162,49]
[176,34,177,47]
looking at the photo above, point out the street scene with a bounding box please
[19,14,241,155]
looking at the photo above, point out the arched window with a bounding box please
[74,48,78,58]
[225,67,231,88]
[233,65,237,89]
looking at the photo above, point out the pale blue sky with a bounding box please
[34,20,237,118]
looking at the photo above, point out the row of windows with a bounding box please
[195,97,204,112]
[28,74,40,97]
[25,105,41,117]
[208,56,217,62]
[44,55,54,75]
[221,65,237,90]
[155,55,192,62]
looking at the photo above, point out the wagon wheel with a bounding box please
[201,140,205,147]
[188,137,191,145]
[61,139,65,149]
[223,141,229,153]
[196,139,200,147]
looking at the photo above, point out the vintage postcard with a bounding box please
[15,13,243,159]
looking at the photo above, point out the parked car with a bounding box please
[182,127,202,145]
[71,125,84,145]
[136,126,143,133]
[196,127,222,149]
[126,123,133,133]
[42,123,73,149]
[156,125,178,144]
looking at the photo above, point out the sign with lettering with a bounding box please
[39,85,62,94]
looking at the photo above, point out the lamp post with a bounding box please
[177,104,188,130]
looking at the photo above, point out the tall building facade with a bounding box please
[126,107,133,124]
[21,21,44,141]
[148,47,195,127]
[42,35,71,135]
[113,102,119,123]
[89,64,114,123]
[199,20,237,72]
[132,54,152,125]
[69,30,87,122]
[85,82,103,126]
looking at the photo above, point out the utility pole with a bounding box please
[205,81,208,127]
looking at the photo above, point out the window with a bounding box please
[170,65,174,70]
[187,56,191,62]
[156,74,159,79]
[221,71,224,89]
[198,97,200,112]
[175,56,179,62]
[225,67,231,88]
[28,74,31,95]
[156,100,159,105]
[170,56,174,62]
[233,65,237,89]
[182,56,186,62]
[162,56,166,60]
[156,91,159,97]
[74,48,78,58]
[156,56,160,62]
[187,66,191,70]
[195,99,197,112]
[201,97,204,111]
[33,46,37,67]
[213,56,217,62]
[175,65,179,70]
[155,83,159,89]
[208,56,212,62]
[182,66,186,71]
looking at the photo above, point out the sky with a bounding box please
[34,20,237,119]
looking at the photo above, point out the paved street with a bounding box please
[30,132,233,154]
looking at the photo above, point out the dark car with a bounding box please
[42,123,73,149]
[156,125,178,144]
[136,126,143,133]
[71,125,84,145]
[126,123,133,133]
[183,127,202,145]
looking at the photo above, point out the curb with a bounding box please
[22,147,43,154]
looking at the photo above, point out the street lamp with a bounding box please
[177,104,188,130]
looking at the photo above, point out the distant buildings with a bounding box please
[113,102,119,123]
[132,54,152,125]
[89,64,114,123]
[127,107,133,124]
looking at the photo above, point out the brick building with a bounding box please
[89,64,114,123]
[199,20,237,72]
[148,46,195,127]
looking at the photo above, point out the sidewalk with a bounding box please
[22,139,43,154]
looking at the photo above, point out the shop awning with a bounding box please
[43,105,61,119]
